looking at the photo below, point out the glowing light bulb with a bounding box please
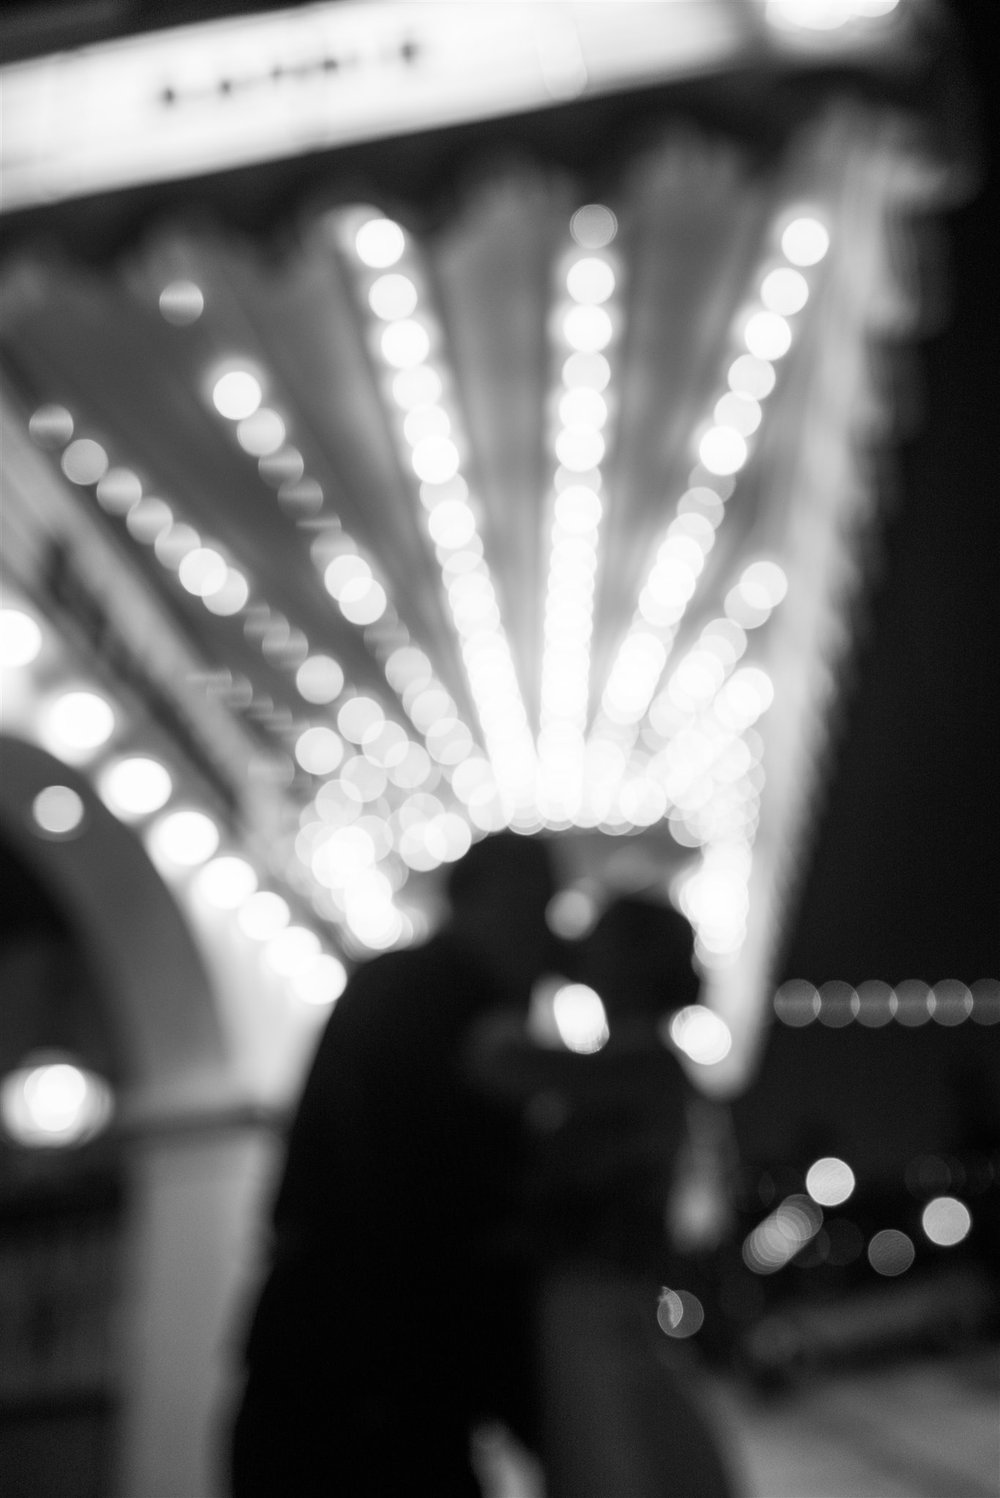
[0,1054,113,1148]
[0,608,42,668]
[196,855,258,909]
[212,369,262,420]
[355,217,405,268]
[40,690,115,761]
[98,756,172,819]
[781,216,830,266]
[149,809,220,867]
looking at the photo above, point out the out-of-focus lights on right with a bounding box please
[288,953,348,1007]
[774,978,998,1026]
[780,216,831,266]
[355,216,406,268]
[39,689,116,762]
[97,756,172,820]
[148,808,220,867]
[212,368,263,420]
[0,608,43,668]
[196,855,259,910]
[805,1156,856,1207]
[766,0,899,35]
[552,983,609,1054]
[920,1196,972,1248]
[237,890,291,941]
[867,1228,915,1277]
[669,1005,733,1066]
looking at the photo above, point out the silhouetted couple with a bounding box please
[229,829,737,1496]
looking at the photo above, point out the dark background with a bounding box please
[740,0,999,1178]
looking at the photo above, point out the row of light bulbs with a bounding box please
[774,978,1000,1027]
[1,599,350,996]
[339,206,538,822]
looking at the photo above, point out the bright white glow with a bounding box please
[98,756,172,819]
[921,1196,972,1248]
[552,983,609,1053]
[324,554,370,601]
[237,890,290,940]
[295,726,344,776]
[392,365,442,409]
[61,439,108,486]
[805,1156,856,1207]
[427,499,477,549]
[237,408,286,457]
[559,387,608,430]
[337,697,385,745]
[739,559,788,609]
[380,319,431,369]
[411,434,460,484]
[40,690,115,761]
[744,310,792,360]
[562,304,613,353]
[562,351,611,391]
[178,546,228,598]
[727,354,777,400]
[202,568,250,616]
[554,486,602,532]
[766,0,898,33]
[698,426,748,476]
[339,579,387,625]
[761,266,809,315]
[149,809,220,867]
[296,655,344,705]
[288,953,348,1006]
[212,369,262,420]
[355,217,405,268]
[566,256,615,304]
[159,279,204,324]
[714,392,761,436]
[368,272,418,320]
[196,855,258,910]
[0,1056,113,1148]
[403,405,450,445]
[264,924,321,977]
[781,215,830,266]
[669,1006,732,1065]
[32,785,85,837]
[0,609,42,668]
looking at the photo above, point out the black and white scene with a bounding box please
[0,2,997,1495]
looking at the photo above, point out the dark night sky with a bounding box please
[738,0,999,1175]
[778,0,999,988]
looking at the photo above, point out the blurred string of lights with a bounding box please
[773,977,1000,1027]
[0,595,349,1011]
[337,206,538,824]
[742,1146,979,1280]
[586,210,829,969]
[24,366,497,951]
[536,203,621,824]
